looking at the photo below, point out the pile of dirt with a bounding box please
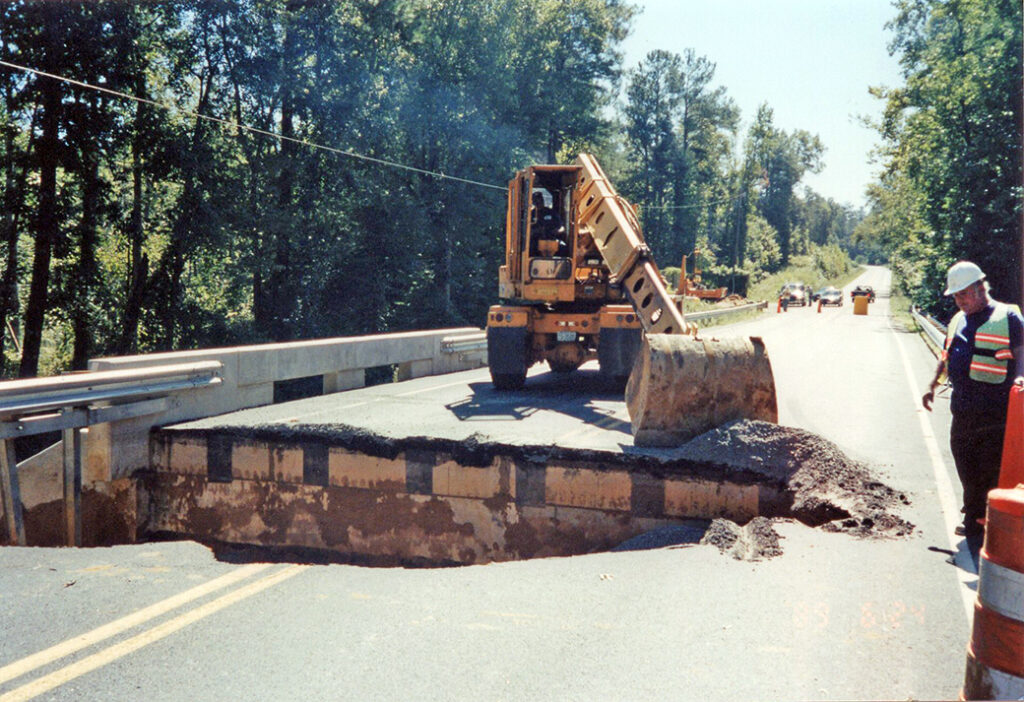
[700,517,783,561]
[678,419,915,542]
[713,294,748,307]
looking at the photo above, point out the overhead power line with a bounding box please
[0,60,748,212]
[0,59,508,192]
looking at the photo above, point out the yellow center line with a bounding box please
[0,563,271,686]
[1,565,307,702]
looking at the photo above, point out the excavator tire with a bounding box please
[487,326,528,391]
[598,327,642,389]
[625,333,777,447]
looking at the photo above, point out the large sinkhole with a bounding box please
[137,420,914,567]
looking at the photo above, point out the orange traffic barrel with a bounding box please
[1000,387,1024,488]
[962,487,1024,700]
[853,295,869,315]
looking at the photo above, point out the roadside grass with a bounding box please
[747,257,865,304]
[888,292,945,359]
[888,293,915,329]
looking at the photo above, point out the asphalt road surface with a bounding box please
[0,266,979,701]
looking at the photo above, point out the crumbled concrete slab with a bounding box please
[170,416,914,559]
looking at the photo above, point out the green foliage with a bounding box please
[812,243,854,280]
[661,266,681,290]
[0,0,636,376]
[744,213,781,277]
[744,105,824,264]
[863,0,1022,317]
[0,0,868,377]
[747,251,858,303]
[620,47,740,263]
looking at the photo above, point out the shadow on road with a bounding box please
[445,368,632,435]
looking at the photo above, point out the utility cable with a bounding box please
[0,60,747,207]
[0,59,507,192]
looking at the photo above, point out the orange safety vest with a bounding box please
[944,303,1019,384]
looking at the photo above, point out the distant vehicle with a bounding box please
[850,285,876,303]
[779,282,809,307]
[818,286,843,307]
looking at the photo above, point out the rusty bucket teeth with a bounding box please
[625,333,778,448]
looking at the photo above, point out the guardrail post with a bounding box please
[62,415,82,547]
[0,438,25,545]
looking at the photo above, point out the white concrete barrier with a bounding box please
[82,327,487,482]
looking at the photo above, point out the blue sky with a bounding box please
[619,0,905,209]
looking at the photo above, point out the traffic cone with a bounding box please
[776,298,782,313]
[817,300,822,313]
[962,487,1024,700]
[999,387,1024,489]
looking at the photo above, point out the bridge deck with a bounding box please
[165,363,643,456]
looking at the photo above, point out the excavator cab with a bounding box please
[502,166,580,297]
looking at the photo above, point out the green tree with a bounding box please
[622,48,738,262]
[869,0,1023,313]
[744,104,824,266]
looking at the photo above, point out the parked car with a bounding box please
[818,286,843,306]
[850,285,876,303]
[779,282,809,307]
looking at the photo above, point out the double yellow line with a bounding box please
[0,563,307,701]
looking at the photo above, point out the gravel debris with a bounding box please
[700,517,784,561]
[630,419,915,561]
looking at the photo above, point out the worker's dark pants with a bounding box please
[950,411,1006,536]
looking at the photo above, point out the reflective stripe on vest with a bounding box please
[945,304,1019,384]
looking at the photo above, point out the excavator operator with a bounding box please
[530,189,567,256]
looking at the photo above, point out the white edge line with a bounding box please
[888,315,976,624]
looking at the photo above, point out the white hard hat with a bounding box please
[944,260,985,295]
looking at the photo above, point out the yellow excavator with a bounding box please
[486,154,777,447]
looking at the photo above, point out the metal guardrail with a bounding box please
[911,306,947,353]
[441,333,487,354]
[685,300,769,323]
[0,361,222,547]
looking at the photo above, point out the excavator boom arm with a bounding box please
[575,154,690,336]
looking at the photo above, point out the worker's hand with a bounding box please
[922,389,934,412]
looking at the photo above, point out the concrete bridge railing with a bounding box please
[0,327,486,539]
[82,327,488,483]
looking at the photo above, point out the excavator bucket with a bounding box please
[625,333,778,447]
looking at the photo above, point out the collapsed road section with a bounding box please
[142,418,913,566]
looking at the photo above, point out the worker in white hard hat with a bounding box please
[922,261,1024,553]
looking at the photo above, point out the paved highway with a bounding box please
[0,266,978,700]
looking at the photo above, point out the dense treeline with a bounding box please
[618,51,859,292]
[0,0,856,378]
[856,0,1022,316]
